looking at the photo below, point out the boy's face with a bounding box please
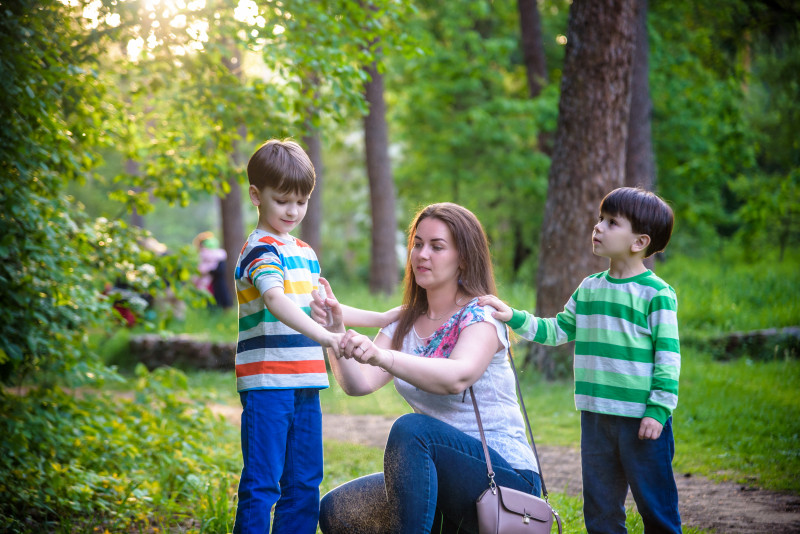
[250,185,309,237]
[592,211,644,260]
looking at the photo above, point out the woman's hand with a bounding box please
[311,277,344,331]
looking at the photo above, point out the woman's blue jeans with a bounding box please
[319,413,541,534]
[233,388,323,534]
[581,411,682,534]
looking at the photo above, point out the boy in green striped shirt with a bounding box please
[480,187,681,533]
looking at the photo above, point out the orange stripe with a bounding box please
[236,359,327,377]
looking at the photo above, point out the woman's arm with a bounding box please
[340,321,501,396]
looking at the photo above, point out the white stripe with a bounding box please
[574,354,654,377]
[648,390,678,409]
[237,373,329,391]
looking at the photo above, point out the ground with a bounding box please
[213,404,800,534]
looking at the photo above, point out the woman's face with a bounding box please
[410,217,461,291]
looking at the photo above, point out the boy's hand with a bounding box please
[321,331,344,359]
[311,277,343,330]
[638,417,663,440]
[476,294,513,322]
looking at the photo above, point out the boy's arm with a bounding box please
[643,287,681,425]
[262,287,342,357]
[478,293,576,345]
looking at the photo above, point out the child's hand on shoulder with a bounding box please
[638,417,663,440]
[476,294,513,323]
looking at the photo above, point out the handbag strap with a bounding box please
[468,347,550,500]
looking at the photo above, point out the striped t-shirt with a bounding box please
[234,229,329,392]
[508,270,680,424]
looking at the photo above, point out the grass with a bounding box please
[69,249,797,532]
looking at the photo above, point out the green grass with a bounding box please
[66,250,796,532]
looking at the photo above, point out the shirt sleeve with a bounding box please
[644,286,681,423]
[509,293,578,346]
[244,244,285,295]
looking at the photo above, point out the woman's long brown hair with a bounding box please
[390,203,497,350]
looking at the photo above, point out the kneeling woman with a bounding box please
[312,202,541,533]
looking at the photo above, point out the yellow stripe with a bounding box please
[284,280,313,295]
[237,286,261,304]
[252,264,282,277]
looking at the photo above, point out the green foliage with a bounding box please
[0,366,240,532]
[389,0,565,282]
[657,249,800,339]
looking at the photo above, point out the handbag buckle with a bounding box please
[523,512,531,524]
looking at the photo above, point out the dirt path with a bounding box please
[212,405,800,533]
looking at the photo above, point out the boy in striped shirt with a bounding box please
[480,187,681,533]
[233,139,393,534]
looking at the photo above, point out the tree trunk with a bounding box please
[218,47,246,308]
[517,0,548,99]
[218,123,246,309]
[301,126,324,258]
[625,0,656,270]
[363,60,398,295]
[529,0,637,377]
[625,0,654,191]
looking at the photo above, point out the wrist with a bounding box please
[382,349,395,372]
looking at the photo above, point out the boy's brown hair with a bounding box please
[247,139,316,196]
[600,187,674,257]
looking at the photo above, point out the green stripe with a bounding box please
[650,294,677,312]
[651,376,679,394]
[575,341,654,363]
[239,306,311,331]
[654,337,680,354]
[574,367,652,390]
[575,300,648,329]
[576,327,654,350]
[575,381,648,404]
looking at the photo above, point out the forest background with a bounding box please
[1,0,799,532]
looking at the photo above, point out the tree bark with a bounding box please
[529,0,638,377]
[363,60,398,295]
[625,0,655,191]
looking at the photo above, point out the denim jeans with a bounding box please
[581,411,681,534]
[319,413,541,534]
[233,388,323,534]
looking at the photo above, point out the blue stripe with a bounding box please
[237,333,320,353]
[284,255,320,272]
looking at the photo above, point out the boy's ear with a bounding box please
[248,185,261,207]
[631,234,651,254]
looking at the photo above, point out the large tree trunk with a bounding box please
[301,126,324,257]
[363,60,398,295]
[529,0,638,377]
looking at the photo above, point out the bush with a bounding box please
[0,366,239,532]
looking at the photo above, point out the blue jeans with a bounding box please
[581,412,682,534]
[319,413,541,534]
[233,388,323,534]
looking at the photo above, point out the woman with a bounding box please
[312,203,541,533]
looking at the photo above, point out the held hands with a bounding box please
[476,294,513,322]
[339,330,393,371]
[638,417,663,440]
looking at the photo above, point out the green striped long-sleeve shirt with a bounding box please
[508,270,680,424]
